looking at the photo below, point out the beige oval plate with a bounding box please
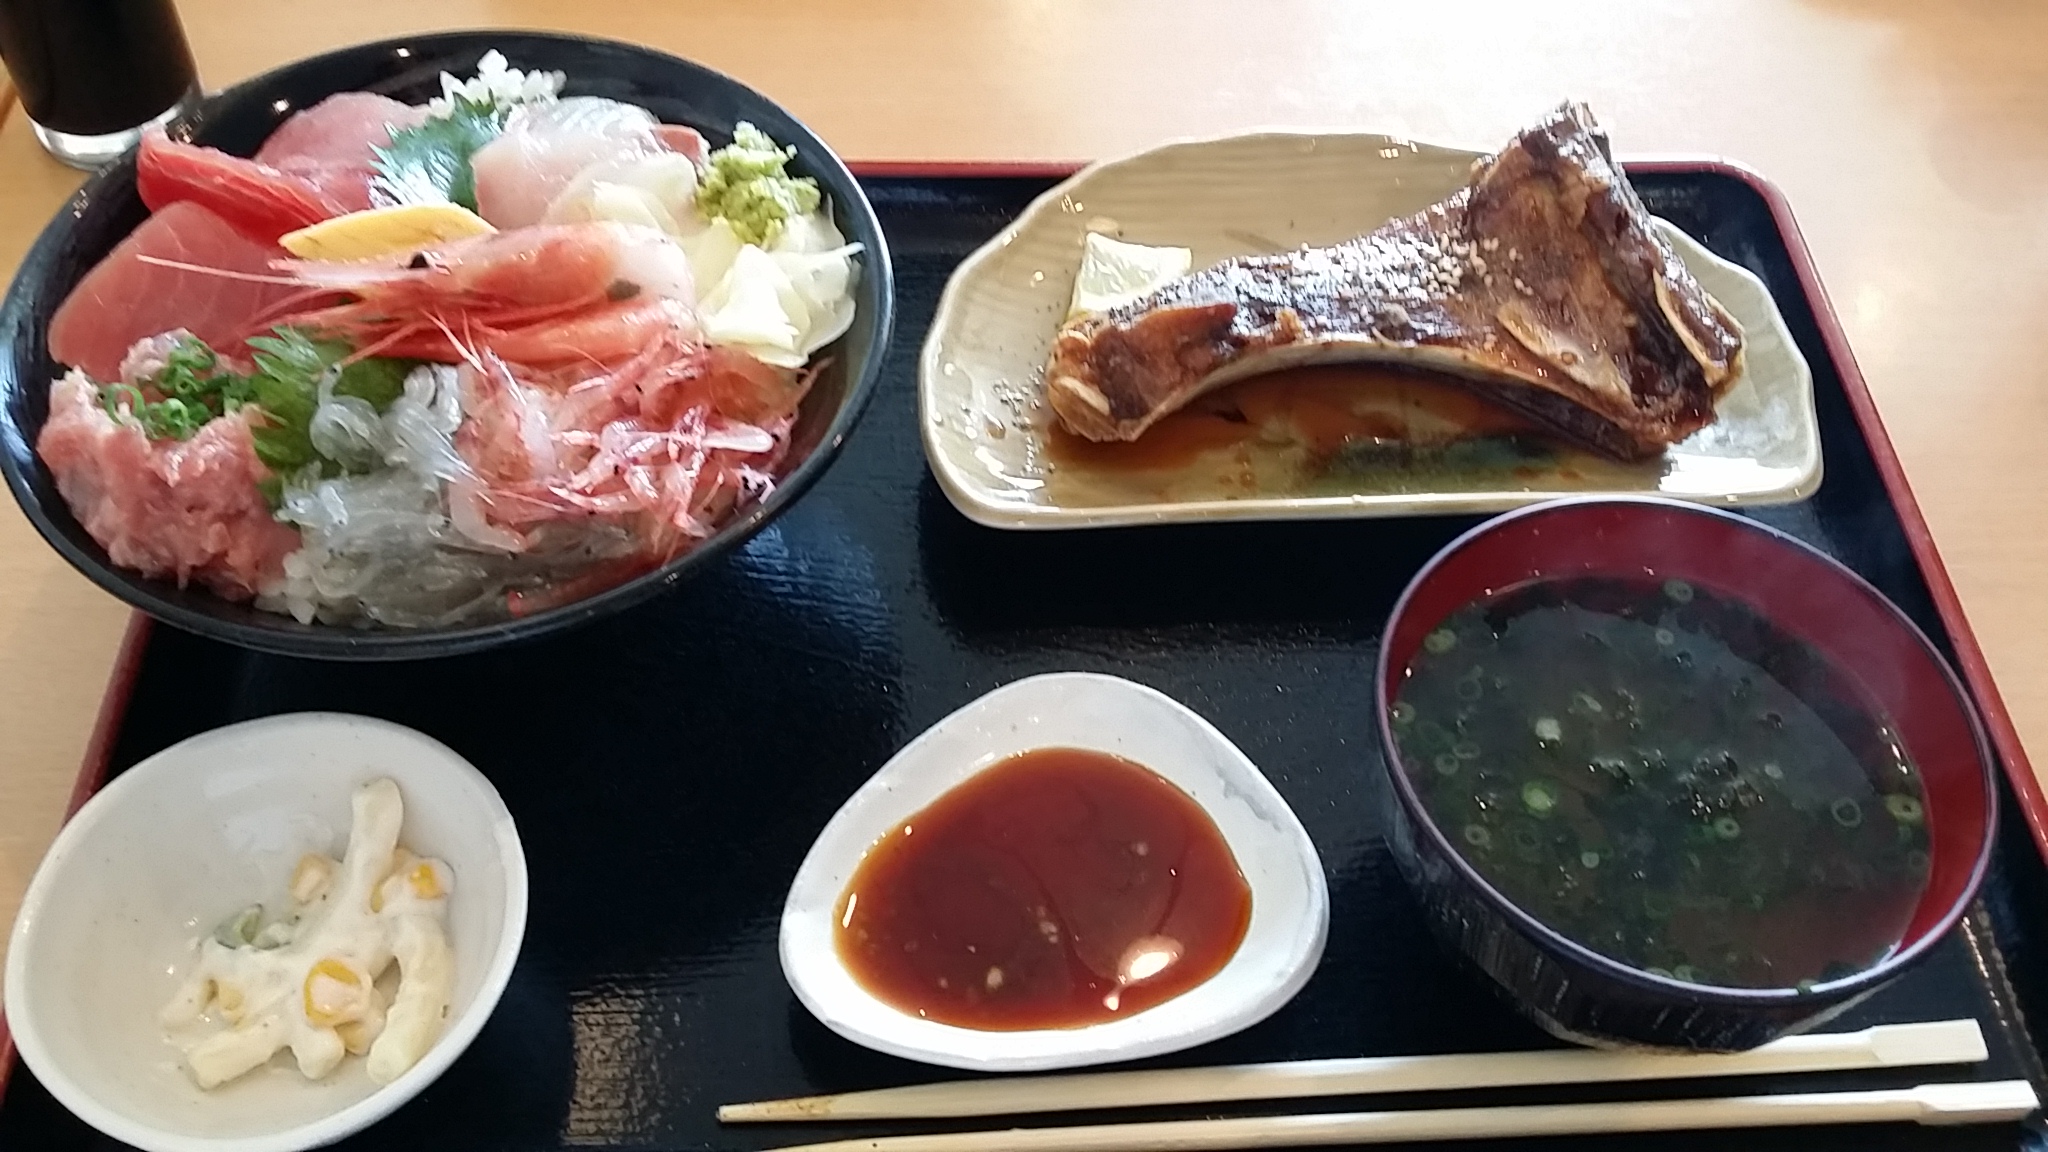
[919,132,1820,529]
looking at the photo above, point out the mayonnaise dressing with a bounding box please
[160,778,456,1089]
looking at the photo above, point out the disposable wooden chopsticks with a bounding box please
[720,1019,1987,1123]
[751,1080,2040,1152]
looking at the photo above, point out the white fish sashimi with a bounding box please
[680,218,746,294]
[541,151,700,235]
[609,226,699,303]
[700,245,805,362]
[470,97,665,229]
[696,209,863,367]
[524,125,868,360]
[762,208,862,357]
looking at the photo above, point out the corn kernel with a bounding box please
[303,958,370,1028]
[289,854,336,904]
[408,861,442,901]
[336,1020,368,1055]
[215,981,245,1024]
[371,850,416,913]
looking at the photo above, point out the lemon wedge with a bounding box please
[1066,232,1193,321]
[279,204,497,261]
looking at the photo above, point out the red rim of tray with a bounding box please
[1,156,2039,1097]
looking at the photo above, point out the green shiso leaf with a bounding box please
[241,327,417,475]
[369,96,509,212]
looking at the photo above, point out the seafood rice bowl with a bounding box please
[0,32,893,658]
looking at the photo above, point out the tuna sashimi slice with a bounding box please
[138,130,343,243]
[255,92,426,166]
[255,92,429,212]
[654,124,708,166]
[37,373,301,600]
[49,200,313,383]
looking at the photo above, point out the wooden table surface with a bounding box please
[1,0,2046,978]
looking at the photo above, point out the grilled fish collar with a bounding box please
[1044,103,1745,461]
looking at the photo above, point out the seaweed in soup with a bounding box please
[1390,576,1930,989]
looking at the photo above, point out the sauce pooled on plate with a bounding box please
[834,748,1251,1030]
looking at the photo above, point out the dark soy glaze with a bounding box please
[1391,576,1930,990]
[834,748,1252,1030]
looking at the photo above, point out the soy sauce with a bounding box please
[0,0,197,136]
[835,748,1251,1030]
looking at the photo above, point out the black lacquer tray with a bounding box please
[5,166,2048,1151]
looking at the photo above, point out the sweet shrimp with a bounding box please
[447,329,814,573]
[269,221,702,367]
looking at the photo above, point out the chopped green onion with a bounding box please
[1662,579,1695,603]
[1432,753,1461,777]
[1521,779,1560,815]
[251,917,298,950]
[97,333,259,441]
[1462,824,1492,849]
[1883,794,1923,824]
[1712,815,1742,840]
[1389,701,1416,726]
[1423,628,1458,654]
[1829,798,1864,828]
[213,904,263,949]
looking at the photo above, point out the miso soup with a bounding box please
[1390,576,1931,989]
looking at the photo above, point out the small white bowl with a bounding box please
[781,672,1328,1072]
[4,713,528,1152]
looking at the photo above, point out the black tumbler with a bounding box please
[0,0,202,169]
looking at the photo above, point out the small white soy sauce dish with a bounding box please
[780,672,1329,1071]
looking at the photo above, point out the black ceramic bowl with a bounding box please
[1376,497,1997,1050]
[0,31,893,660]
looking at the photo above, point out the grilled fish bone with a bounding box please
[1044,103,1744,461]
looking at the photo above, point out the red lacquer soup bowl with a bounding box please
[1375,496,1997,1050]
